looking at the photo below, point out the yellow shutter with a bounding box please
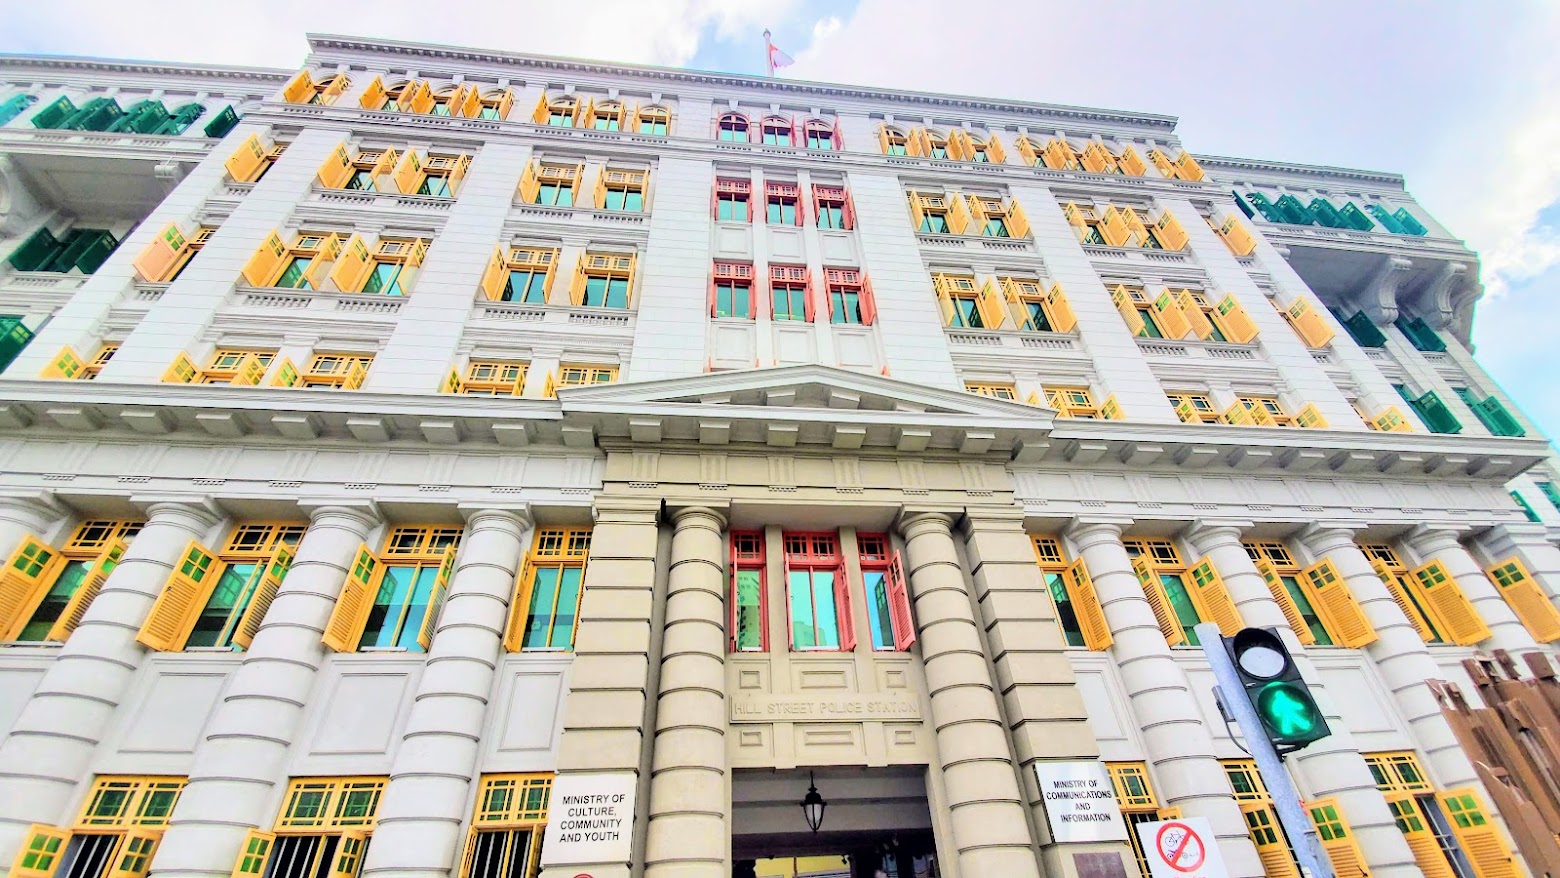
[1133,555,1185,646]
[392,150,425,194]
[439,367,464,395]
[417,545,458,650]
[947,193,973,235]
[369,147,399,180]
[1438,788,1519,878]
[241,231,288,287]
[1043,283,1077,333]
[1183,557,1242,635]
[130,223,186,283]
[1299,558,1377,647]
[269,357,300,388]
[966,195,990,233]
[322,544,382,652]
[1370,560,1437,642]
[503,560,534,651]
[1254,558,1314,645]
[1148,148,1176,177]
[1119,146,1147,176]
[1100,394,1124,420]
[1080,141,1111,173]
[321,74,348,104]
[1408,560,1491,646]
[1220,402,1257,426]
[230,829,275,878]
[1154,210,1189,250]
[342,360,367,390]
[358,76,386,109]
[1212,294,1260,344]
[1485,557,1560,642]
[1175,153,1205,181]
[945,129,971,161]
[1383,793,1456,878]
[1219,216,1257,256]
[232,546,291,650]
[1099,207,1132,246]
[326,830,367,878]
[458,85,482,118]
[229,354,267,387]
[1372,407,1414,432]
[1174,290,1215,339]
[328,235,374,293]
[0,535,66,640]
[47,537,126,642]
[975,278,1007,330]
[907,127,931,157]
[281,70,313,103]
[531,92,550,124]
[406,81,434,114]
[1284,298,1335,348]
[479,247,508,301]
[317,142,354,189]
[447,154,471,195]
[1305,798,1369,878]
[541,371,557,399]
[104,828,161,878]
[987,134,1006,164]
[876,124,891,155]
[162,352,201,384]
[1062,558,1112,651]
[1295,403,1328,429]
[136,540,227,652]
[1240,803,1300,878]
[518,161,541,203]
[1003,199,1031,239]
[1151,289,1192,339]
[11,824,71,878]
[1111,286,1146,336]
[568,258,588,306]
[935,287,956,327]
[40,346,85,380]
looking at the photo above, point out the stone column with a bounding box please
[149,502,380,878]
[1297,526,1479,789]
[642,506,728,878]
[1065,519,1261,878]
[901,511,1041,878]
[360,507,529,878]
[961,510,1132,875]
[1405,527,1539,655]
[0,491,63,558]
[0,497,223,863]
[1183,522,1417,878]
[1472,523,1560,617]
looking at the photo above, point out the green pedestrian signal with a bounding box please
[1256,682,1321,737]
[1221,628,1332,752]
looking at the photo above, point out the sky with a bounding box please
[4,0,1557,441]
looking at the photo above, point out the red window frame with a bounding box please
[804,118,841,151]
[782,531,854,652]
[717,111,750,142]
[712,178,752,222]
[769,264,814,322]
[812,184,855,230]
[709,261,756,320]
[764,181,804,226]
[856,533,916,651]
[729,530,767,652]
[760,115,795,146]
[824,267,877,326]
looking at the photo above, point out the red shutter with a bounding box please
[834,565,856,652]
[710,182,718,220]
[832,119,844,151]
[708,268,718,317]
[728,538,740,652]
[887,551,915,650]
[842,189,856,230]
[804,275,817,322]
[860,275,877,325]
[812,184,824,226]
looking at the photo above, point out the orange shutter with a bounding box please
[391,150,425,194]
[1284,297,1335,348]
[1174,290,1215,339]
[1371,560,1436,642]
[327,235,374,293]
[1119,146,1147,176]
[241,230,288,287]
[225,134,268,183]
[1043,283,1077,333]
[1151,289,1192,339]
[1305,799,1369,878]
[1099,207,1132,247]
[975,278,1007,330]
[358,77,386,109]
[1155,210,1189,250]
[479,246,508,301]
[417,545,458,651]
[281,70,314,103]
[317,142,353,189]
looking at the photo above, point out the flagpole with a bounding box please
[763,29,774,78]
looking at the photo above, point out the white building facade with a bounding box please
[0,33,1556,878]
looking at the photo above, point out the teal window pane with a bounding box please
[767,201,797,224]
[419,175,451,197]
[715,283,750,318]
[819,206,844,229]
[1139,313,1165,338]
[275,258,312,290]
[479,107,500,120]
[364,566,416,648]
[394,566,438,650]
[808,132,832,150]
[717,197,746,221]
[505,271,547,304]
[594,117,619,131]
[605,277,630,309]
[984,219,1009,237]
[735,570,763,651]
[952,299,982,328]
[16,560,88,641]
[187,563,259,649]
[830,291,860,324]
[887,144,907,156]
[0,94,37,126]
[362,263,404,296]
[624,191,644,211]
[523,568,560,648]
[920,214,948,234]
[864,571,893,650]
[1047,571,1085,647]
[929,146,947,159]
[789,570,816,649]
[1162,574,1202,646]
[1023,301,1051,332]
[773,287,804,320]
[550,567,582,649]
[1281,575,1333,646]
[810,570,839,649]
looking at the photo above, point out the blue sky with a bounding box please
[4,1,1556,441]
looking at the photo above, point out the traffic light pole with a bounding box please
[1196,622,1334,878]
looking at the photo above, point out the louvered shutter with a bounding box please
[1305,799,1370,878]
[1241,803,1300,878]
[136,541,227,651]
[1119,146,1147,176]
[479,246,508,301]
[281,70,314,103]
[392,150,425,194]
[1043,283,1078,333]
[834,564,856,652]
[229,354,267,387]
[359,77,386,109]
[1383,793,1456,878]
[1111,286,1146,336]
[1062,558,1111,650]
[886,552,916,651]
[1154,210,1189,250]
[1370,559,1436,642]
[858,275,877,326]
[1299,559,1377,647]
[1183,558,1242,635]
[230,829,275,878]
[327,235,373,293]
[1212,294,1260,344]
[0,536,65,640]
[321,545,382,651]
[1408,560,1491,646]
[232,547,291,650]
[1151,289,1192,339]
[1133,555,1184,646]
[975,279,1007,330]
[1100,207,1132,247]
[1484,558,1560,642]
[1173,290,1215,339]
[317,142,354,189]
[1438,789,1518,878]
[225,134,267,183]
[1254,558,1313,644]
[46,537,126,642]
[503,560,534,651]
[240,230,287,287]
[132,223,189,283]
[1285,298,1336,347]
[417,545,458,650]
[104,828,160,878]
[947,193,973,235]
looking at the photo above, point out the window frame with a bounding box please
[782,532,853,652]
[505,527,592,652]
[729,531,767,652]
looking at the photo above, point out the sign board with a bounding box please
[1134,816,1229,878]
[540,773,637,866]
[730,693,921,723]
[1033,761,1127,842]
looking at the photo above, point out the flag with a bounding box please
[764,29,794,76]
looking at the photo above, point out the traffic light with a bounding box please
[1220,627,1331,751]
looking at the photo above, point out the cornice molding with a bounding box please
[1196,154,1405,187]
[0,53,290,85]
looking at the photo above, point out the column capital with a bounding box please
[130,494,225,533]
[1064,516,1132,546]
[458,504,533,533]
[1180,519,1254,549]
[895,509,956,540]
[0,489,65,520]
[668,505,727,531]
[592,496,662,525]
[1296,521,1368,552]
[957,506,1027,537]
[1484,522,1552,545]
[1406,524,1467,554]
[297,499,381,535]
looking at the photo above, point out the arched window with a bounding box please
[717,112,749,142]
[637,105,670,136]
[760,116,793,147]
[477,89,513,121]
[926,130,949,160]
[880,126,908,156]
[430,87,460,116]
[381,81,412,112]
[804,119,836,151]
[966,134,991,163]
[589,101,624,131]
[156,103,205,136]
[547,96,578,126]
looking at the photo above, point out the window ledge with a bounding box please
[1135,336,1259,361]
[311,187,454,212]
[1082,244,1190,264]
[231,284,406,317]
[512,202,648,227]
[945,327,1081,354]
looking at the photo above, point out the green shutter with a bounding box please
[1246,192,1287,224]
[1366,204,1407,234]
[1394,317,1446,352]
[1338,203,1375,231]
[7,227,61,272]
[0,316,33,373]
[64,97,123,131]
[0,94,36,126]
[107,100,169,134]
[1472,397,1525,437]
[29,95,75,128]
[69,230,119,274]
[1337,310,1387,348]
[203,105,239,138]
[1393,208,1428,236]
[1409,391,1462,435]
[1510,492,1541,522]
[154,103,203,136]
[1308,198,1347,229]
[1539,482,1560,513]
[1275,194,1316,225]
[1231,191,1255,219]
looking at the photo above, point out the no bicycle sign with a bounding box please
[1134,816,1228,878]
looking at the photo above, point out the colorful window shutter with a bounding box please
[321,544,383,651]
[1252,558,1314,644]
[975,279,1007,330]
[358,77,386,109]
[502,560,535,650]
[1133,555,1184,646]
[946,193,973,235]
[1119,146,1147,176]
[1240,802,1300,878]
[136,540,227,651]
[229,354,267,387]
[1165,290,1210,339]
[1175,152,1205,181]
[47,537,126,642]
[1154,210,1189,250]
[1408,560,1491,646]
[1183,558,1242,635]
[327,830,368,878]
[1099,207,1132,247]
[230,829,275,878]
[1438,788,1519,878]
[1111,286,1147,336]
[1298,559,1376,647]
[1294,404,1328,429]
[225,133,268,183]
[1484,558,1560,642]
[328,234,374,293]
[1284,298,1335,347]
[0,535,66,640]
[834,562,857,652]
[1063,558,1112,650]
[1218,216,1257,255]
[1370,560,1436,642]
[1211,294,1260,344]
[269,358,300,388]
[1039,282,1077,333]
[1372,406,1414,433]
[1306,799,1369,878]
[241,231,287,287]
[479,247,508,301]
[1151,289,1192,339]
[1383,793,1456,878]
[162,352,200,384]
[317,141,354,189]
[886,551,916,651]
[230,546,291,650]
[40,346,85,380]
[132,222,190,283]
[417,545,458,650]
[11,824,71,878]
[106,828,160,878]
[392,150,425,194]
